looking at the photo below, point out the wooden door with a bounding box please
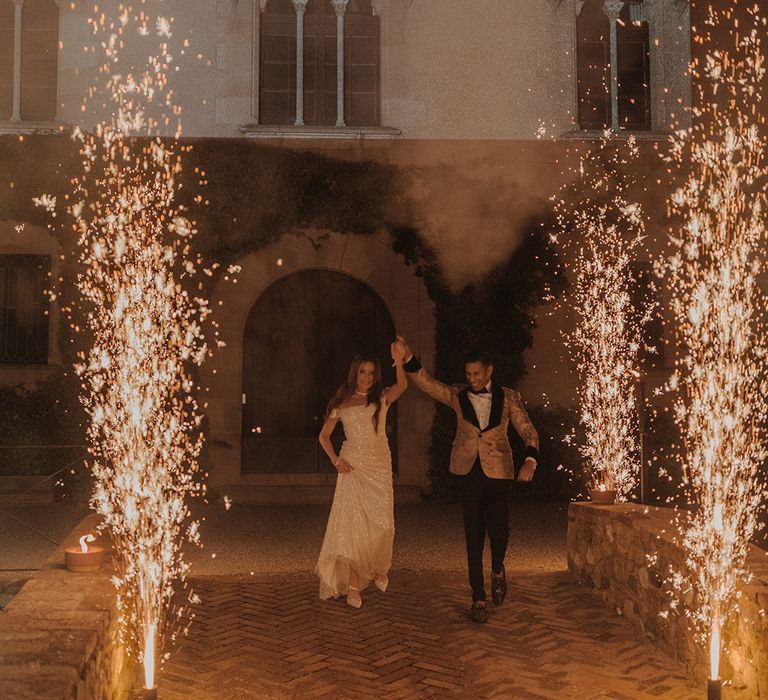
[242,270,398,474]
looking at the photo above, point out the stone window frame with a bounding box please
[243,0,399,140]
[576,0,652,131]
[0,0,63,134]
[570,0,692,139]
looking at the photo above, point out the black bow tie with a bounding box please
[469,387,489,395]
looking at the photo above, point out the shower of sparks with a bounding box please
[65,3,210,690]
[555,136,652,501]
[664,1,768,680]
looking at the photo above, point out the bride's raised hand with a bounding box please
[390,340,406,364]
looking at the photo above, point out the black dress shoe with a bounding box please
[470,601,488,623]
[491,570,507,606]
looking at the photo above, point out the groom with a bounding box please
[396,337,539,623]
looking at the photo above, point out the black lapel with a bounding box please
[458,388,481,430]
[482,382,505,433]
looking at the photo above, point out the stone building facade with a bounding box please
[0,0,692,497]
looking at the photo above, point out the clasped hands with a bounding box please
[390,336,409,365]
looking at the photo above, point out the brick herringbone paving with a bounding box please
[156,571,698,700]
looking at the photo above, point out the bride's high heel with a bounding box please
[346,586,362,609]
[374,574,388,593]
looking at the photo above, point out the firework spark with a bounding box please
[556,136,653,501]
[665,1,768,683]
[66,3,209,691]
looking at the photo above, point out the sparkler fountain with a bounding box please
[664,2,768,694]
[63,4,210,696]
[555,137,652,504]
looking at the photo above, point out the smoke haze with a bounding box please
[407,166,546,291]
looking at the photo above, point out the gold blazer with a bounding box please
[408,364,539,480]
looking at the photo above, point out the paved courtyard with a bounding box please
[0,500,89,609]
[1,500,699,698]
[155,502,696,699]
[157,570,698,699]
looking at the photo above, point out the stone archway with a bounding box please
[202,230,435,502]
[240,268,398,476]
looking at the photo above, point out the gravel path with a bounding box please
[0,500,90,608]
[185,501,569,576]
[0,499,569,590]
[0,501,90,572]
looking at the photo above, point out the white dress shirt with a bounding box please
[467,380,493,430]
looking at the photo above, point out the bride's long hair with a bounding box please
[326,355,384,431]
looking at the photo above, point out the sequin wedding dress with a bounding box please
[316,399,395,600]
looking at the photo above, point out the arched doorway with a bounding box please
[241,269,398,474]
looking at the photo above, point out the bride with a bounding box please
[315,342,408,608]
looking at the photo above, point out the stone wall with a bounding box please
[567,502,768,699]
[49,1,691,139]
[0,514,134,699]
[204,229,436,496]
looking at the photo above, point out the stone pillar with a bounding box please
[604,0,624,132]
[11,0,24,122]
[291,0,309,126]
[331,0,348,127]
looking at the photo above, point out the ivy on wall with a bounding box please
[0,372,85,478]
[0,134,566,497]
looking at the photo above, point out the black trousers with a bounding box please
[456,459,511,602]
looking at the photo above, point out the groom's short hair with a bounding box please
[463,349,492,367]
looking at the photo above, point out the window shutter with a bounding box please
[0,255,50,365]
[21,0,59,121]
[576,1,611,130]
[617,11,652,130]
[0,2,13,120]
[260,2,297,125]
[345,15,379,126]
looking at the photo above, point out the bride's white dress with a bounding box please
[316,398,395,600]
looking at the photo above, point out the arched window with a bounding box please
[0,0,59,122]
[260,0,380,127]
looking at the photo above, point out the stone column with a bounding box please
[291,0,309,126]
[604,0,624,132]
[331,0,349,127]
[11,0,24,122]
